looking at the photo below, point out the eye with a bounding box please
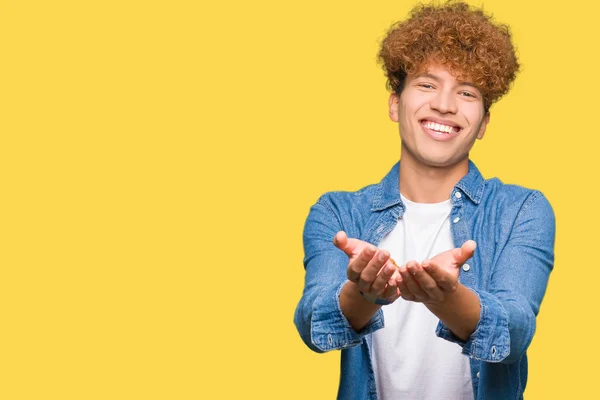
[418,83,435,89]
[459,91,477,98]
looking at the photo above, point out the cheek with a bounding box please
[399,102,421,125]
[399,112,415,135]
[463,105,485,126]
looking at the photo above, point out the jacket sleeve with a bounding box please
[294,195,384,353]
[436,191,556,364]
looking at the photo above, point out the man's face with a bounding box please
[389,63,489,169]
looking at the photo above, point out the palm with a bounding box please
[430,248,461,273]
[334,232,375,262]
[345,238,373,262]
[427,240,477,274]
[334,231,402,282]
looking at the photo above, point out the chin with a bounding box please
[419,154,466,169]
[401,143,468,169]
[425,160,453,168]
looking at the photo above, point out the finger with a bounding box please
[400,261,426,300]
[396,274,414,301]
[382,278,400,300]
[357,249,389,292]
[453,240,477,264]
[410,261,443,300]
[333,231,353,256]
[370,259,396,295]
[347,245,376,283]
[422,259,456,292]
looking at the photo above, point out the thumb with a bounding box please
[455,240,477,263]
[333,231,354,257]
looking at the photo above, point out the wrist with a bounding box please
[424,285,461,310]
[359,290,393,305]
[339,281,382,332]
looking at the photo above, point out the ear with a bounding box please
[388,93,399,122]
[476,112,490,140]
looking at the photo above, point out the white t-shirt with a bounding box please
[371,195,473,400]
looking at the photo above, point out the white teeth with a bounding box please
[423,120,457,134]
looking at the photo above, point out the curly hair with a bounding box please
[378,1,520,111]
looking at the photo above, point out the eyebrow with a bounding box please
[416,73,479,90]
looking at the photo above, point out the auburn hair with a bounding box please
[378,1,520,111]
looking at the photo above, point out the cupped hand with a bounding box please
[333,231,401,302]
[395,240,476,304]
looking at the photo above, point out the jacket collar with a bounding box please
[371,160,485,212]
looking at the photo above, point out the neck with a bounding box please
[399,152,469,203]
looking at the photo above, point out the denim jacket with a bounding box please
[294,161,555,400]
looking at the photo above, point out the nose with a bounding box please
[430,88,457,114]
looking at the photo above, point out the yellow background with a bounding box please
[0,0,594,398]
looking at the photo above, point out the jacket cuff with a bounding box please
[435,288,510,362]
[310,281,384,351]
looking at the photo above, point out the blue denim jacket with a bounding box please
[294,161,555,400]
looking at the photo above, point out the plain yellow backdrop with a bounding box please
[0,0,595,398]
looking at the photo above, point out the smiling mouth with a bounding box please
[420,120,462,134]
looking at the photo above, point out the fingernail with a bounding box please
[378,252,387,261]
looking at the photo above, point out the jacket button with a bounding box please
[453,217,460,223]
[462,264,471,272]
[454,192,462,198]
[476,372,480,379]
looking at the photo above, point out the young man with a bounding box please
[294,2,555,400]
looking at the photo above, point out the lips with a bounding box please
[420,119,461,134]
[419,119,462,141]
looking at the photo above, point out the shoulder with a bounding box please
[304,182,382,240]
[315,183,378,214]
[313,162,400,215]
[482,177,555,222]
